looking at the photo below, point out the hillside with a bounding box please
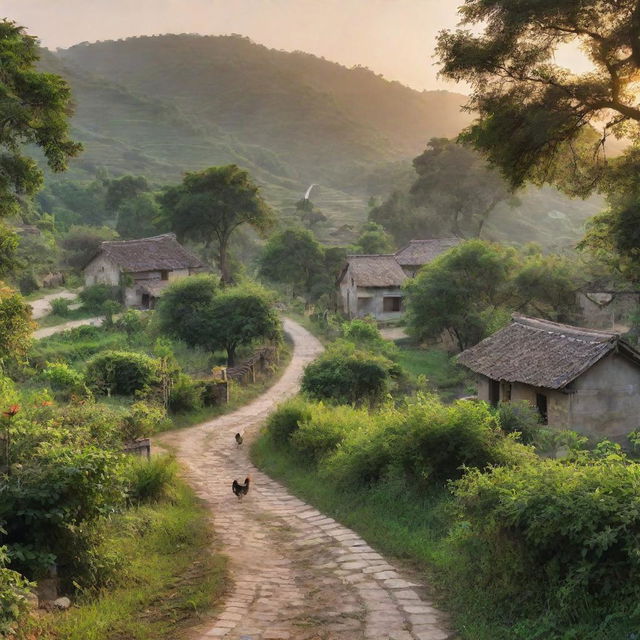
[38,34,603,248]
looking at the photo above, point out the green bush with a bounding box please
[301,343,396,405]
[267,397,313,444]
[0,546,32,637]
[115,309,147,336]
[121,402,167,441]
[126,455,178,503]
[41,361,85,391]
[50,297,72,317]
[168,374,203,414]
[79,284,120,313]
[341,318,398,360]
[86,350,158,396]
[451,458,640,633]
[495,401,541,444]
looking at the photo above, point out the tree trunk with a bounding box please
[218,236,233,286]
[227,344,236,367]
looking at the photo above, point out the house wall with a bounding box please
[338,265,404,321]
[477,352,640,443]
[84,256,120,287]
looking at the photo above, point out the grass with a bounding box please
[396,344,474,401]
[27,478,228,640]
[37,307,98,328]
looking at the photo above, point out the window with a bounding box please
[160,270,169,281]
[536,393,548,424]
[501,382,512,402]
[383,296,402,312]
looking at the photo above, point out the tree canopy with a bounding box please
[0,20,81,216]
[436,0,640,195]
[160,165,275,284]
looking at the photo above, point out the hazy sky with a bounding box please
[3,0,592,92]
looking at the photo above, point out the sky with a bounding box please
[2,0,592,92]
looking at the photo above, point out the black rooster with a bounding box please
[232,476,251,500]
[235,432,243,446]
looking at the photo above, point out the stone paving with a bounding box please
[159,318,455,640]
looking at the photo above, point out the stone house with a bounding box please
[84,233,206,309]
[394,238,461,277]
[457,314,640,443]
[338,255,407,321]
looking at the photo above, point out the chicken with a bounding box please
[235,432,243,446]
[232,476,251,500]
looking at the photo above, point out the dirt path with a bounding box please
[33,316,103,340]
[29,290,79,320]
[158,318,454,640]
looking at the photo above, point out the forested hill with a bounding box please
[38,34,470,221]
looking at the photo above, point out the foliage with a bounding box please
[168,374,203,414]
[41,361,85,393]
[494,401,541,445]
[205,284,281,365]
[266,396,313,444]
[79,283,120,313]
[115,192,162,239]
[341,318,398,360]
[351,221,394,254]
[86,350,158,396]
[105,175,149,213]
[0,284,34,365]
[49,297,72,317]
[0,545,33,637]
[155,274,219,349]
[404,240,515,351]
[61,225,118,270]
[126,455,178,504]
[301,342,397,405]
[0,20,81,216]
[114,309,147,337]
[120,402,166,441]
[160,165,275,283]
[451,457,640,634]
[404,240,581,351]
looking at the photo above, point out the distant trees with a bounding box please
[160,165,275,284]
[351,222,394,255]
[60,225,118,270]
[116,193,162,239]
[0,20,81,217]
[404,240,581,351]
[259,227,346,303]
[370,139,513,243]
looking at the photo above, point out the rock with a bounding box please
[53,596,71,610]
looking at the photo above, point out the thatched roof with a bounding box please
[457,314,640,390]
[395,238,461,267]
[89,234,205,273]
[341,255,408,288]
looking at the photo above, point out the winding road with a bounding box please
[159,318,455,640]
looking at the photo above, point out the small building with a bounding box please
[338,255,407,320]
[457,314,640,443]
[84,233,206,309]
[394,238,461,277]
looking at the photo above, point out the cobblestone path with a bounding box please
[159,318,455,640]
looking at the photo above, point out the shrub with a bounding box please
[86,350,158,396]
[50,297,72,316]
[121,402,167,441]
[267,397,313,444]
[290,403,353,462]
[126,455,178,503]
[301,344,395,405]
[451,458,640,629]
[115,309,146,337]
[0,546,32,637]
[168,374,203,413]
[41,361,84,391]
[341,319,399,360]
[17,270,39,295]
[101,299,122,327]
[79,284,120,313]
[495,401,541,444]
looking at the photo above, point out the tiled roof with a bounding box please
[342,255,408,288]
[395,238,461,266]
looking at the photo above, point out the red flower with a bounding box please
[39,401,53,407]
[3,404,20,417]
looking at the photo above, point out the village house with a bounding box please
[394,238,461,277]
[83,233,206,309]
[457,314,640,443]
[338,254,407,320]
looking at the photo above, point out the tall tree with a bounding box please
[160,165,275,284]
[0,20,81,216]
[436,0,640,195]
[116,193,162,239]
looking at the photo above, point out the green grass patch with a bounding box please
[397,346,473,401]
[28,478,228,640]
[37,307,98,329]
